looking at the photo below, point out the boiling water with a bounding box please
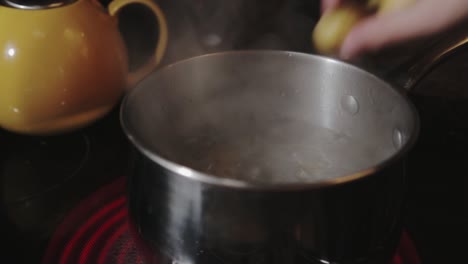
[176,125,394,184]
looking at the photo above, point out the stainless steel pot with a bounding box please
[121,33,467,264]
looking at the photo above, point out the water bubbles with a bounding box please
[295,168,310,180]
[341,95,359,115]
[393,128,404,149]
[180,123,392,184]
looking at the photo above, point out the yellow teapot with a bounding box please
[0,0,168,135]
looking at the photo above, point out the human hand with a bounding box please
[318,0,468,59]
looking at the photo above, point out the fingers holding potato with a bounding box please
[313,0,418,56]
[313,4,368,55]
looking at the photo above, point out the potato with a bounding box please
[312,5,368,55]
[377,0,416,13]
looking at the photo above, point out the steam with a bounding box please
[160,0,318,62]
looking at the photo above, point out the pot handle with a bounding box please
[379,26,468,91]
[108,0,169,88]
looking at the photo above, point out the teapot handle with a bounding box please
[108,0,169,88]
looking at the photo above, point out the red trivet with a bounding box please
[43,177,421,264]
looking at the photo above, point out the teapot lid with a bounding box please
[1,0,77,9]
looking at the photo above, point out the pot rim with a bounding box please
[120,50,420,191]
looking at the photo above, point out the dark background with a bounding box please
[1,0,466,263]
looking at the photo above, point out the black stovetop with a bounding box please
[1,1,467,263]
